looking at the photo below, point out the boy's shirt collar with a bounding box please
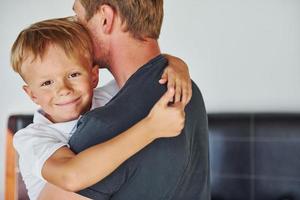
[33,109,79,134]
[32,89,97,133]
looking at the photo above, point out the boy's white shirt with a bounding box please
[13,80,119,200]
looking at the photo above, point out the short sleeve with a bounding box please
[13,124,69,181]
[92,80,119,108]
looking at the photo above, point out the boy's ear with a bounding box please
[99,4,115,34]
[91,65,99,88]
[23,85,39,105]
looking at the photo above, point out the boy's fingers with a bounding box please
[181,89,188,106]
[167,76,175,97]
[158,88,175,106]
[181,82,190,105]
[159,70,168,83]
[170,102,185,118]
[159,78,167,84]
[181,80,192,106]
[174,79,182,103]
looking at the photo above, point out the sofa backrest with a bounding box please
[209,114,300,200]
[6,113,300,200]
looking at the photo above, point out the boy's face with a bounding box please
[21,44,98,123]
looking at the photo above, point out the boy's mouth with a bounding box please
[55,97,81,106]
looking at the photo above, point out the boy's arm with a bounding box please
[42,88,184,192]
[161,54,192,105]
[38,183,90,200]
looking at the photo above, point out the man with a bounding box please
[68,0,210,199]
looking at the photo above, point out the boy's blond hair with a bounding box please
[79,0,163,40]
[11,17,93,80]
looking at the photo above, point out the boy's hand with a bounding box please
[159,54,192,106]
[146,88,185,139]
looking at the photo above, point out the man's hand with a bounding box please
[159,54,192,106]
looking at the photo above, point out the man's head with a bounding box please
[11,18,99,123]
[73,0,164,69]
[75,0,164,40]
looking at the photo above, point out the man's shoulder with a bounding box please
[70,55,168,152]
[90,55,168,110]
[129,54,167,80]
[190,80,206,106]
[112,55,168,100]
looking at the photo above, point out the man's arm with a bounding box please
[41,88,184,192]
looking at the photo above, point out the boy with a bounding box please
[11,17,190,199]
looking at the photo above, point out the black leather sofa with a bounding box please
[209,113,300,200]
[6,113,300,200]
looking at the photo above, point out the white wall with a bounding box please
[1,0,300,198]
[161,0,300,112]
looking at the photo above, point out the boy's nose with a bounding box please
[57,82,72,96]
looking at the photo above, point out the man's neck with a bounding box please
[108,36,161,88]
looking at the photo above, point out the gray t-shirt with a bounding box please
[69,55,210,200]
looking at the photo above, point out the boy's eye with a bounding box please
[41,80,53,87]
[69,72,81,78]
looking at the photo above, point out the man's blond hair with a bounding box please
[79,0,163,40]
[11,17,93,79]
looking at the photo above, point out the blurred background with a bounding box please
[1,0,300,199]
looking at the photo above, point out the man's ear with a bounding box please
[99,4,115,34]
[23,85,39,105]
[91,65,99,88]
